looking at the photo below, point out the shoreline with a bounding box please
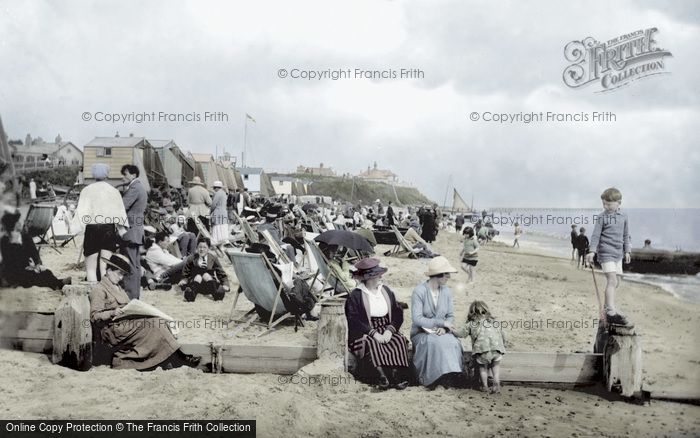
[491,232,698,303]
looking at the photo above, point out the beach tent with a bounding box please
[260,171,276,197]
[216,163,237,191]
[151,140,184,188]
[0,115,16,179]
[233,169,245,190]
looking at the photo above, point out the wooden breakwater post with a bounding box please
[596,322,644,398]
[52,284,92,371]
[297,298,348,376]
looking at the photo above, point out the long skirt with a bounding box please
[100,317,179,370]
[412,332,464,386]
[350,316,409,368]
[210,223,229,245]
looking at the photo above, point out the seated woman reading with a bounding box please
[90,253,200,371]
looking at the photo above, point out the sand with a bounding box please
[1,230,699,436]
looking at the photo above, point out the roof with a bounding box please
[85,137,146,148]
[56,142,81,152]
[238,167,263,175]
[190,153,214,163]
[14,144,58,155]
[271,176,295,182]
[148,139,175,149]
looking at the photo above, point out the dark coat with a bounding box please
[182,252,229,288]
[345,286,403,345]
[121,179,147,245]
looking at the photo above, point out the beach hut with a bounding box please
[83,135,166,191]
[238,167,263,193]
[190,153,219,188]
[270,176,294,196]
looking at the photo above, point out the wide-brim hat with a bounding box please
[212,180,224,189]
[189,176,204,186]
[351,257,387,281]
[101,253,132,274]
[1,210,21,232]
[424,256,457,277]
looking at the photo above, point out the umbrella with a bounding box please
[315,230,374,253]
[301,203,318,212]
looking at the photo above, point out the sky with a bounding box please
[1,0,698,208]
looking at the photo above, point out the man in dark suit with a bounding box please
[120,164,147,299]
[386,201,395,226]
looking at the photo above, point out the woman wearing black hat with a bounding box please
[90,253,200,370]
[0,211,71,290]
[345,258,410,390]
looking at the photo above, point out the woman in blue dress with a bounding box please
[411,256,465,387]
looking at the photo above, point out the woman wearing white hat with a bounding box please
[410,256,465,387]
[209,180,228,245]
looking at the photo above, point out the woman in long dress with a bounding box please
[209,180,229,245]
[345,258,410,390]
[90,253,200,370]
[411,256,465,387]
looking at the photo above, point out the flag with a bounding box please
[246,113,256,123]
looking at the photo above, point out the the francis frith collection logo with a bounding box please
[563,28,672,92]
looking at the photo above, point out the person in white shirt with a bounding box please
[145,231,185,284]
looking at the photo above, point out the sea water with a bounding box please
[487,208,700,303]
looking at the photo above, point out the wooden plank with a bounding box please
[0,337,53,353]
[464,351,602,384]
[221,345,317,374]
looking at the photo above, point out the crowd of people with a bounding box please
[0,167,632,387]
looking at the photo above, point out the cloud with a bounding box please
[0,0,697,207]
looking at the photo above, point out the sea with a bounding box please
[485,208,700,303]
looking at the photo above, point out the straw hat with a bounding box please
[351,258,388,281]
[424,256,457,277]
[212,180,224,189]
[100,254,132,274]
[189,176,204,186]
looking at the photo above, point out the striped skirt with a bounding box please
[350,316,409,368]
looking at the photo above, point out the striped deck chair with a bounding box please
[387,225,418,259]
[227,252,297,336]
[23,204,60,254]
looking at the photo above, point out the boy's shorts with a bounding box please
[474,350,503,366]
[601,260,623,274]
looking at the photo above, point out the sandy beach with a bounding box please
[1,229,699,436]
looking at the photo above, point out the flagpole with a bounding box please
[243,115,248,167]
[442,174,452,210]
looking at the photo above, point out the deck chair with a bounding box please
[233,211,260,244]
[259,229,292,264]
[190,212,233,263]
[47,207,78,250]
[23,204,60,254]
[227,251,298,336]
[304,238,351,298]
[387,225,418,259]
